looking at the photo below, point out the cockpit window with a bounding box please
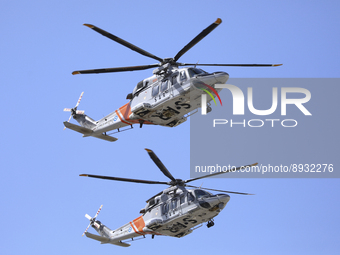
[187,192,195,202]
[188,68,206,77]
[194,189,211,199]
[180,71,187,81]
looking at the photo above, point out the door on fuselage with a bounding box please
[149,79,181,123]
[171,71,187,95]
[152,79,170,106]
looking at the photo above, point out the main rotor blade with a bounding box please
[179,63,283,67]
[174,18,222,62]
[145,149,176,183]
[80,174,168,185]
[83,24,163,62]
[72,64,160,75]
[186,185,254,195]
[184,163,258,183]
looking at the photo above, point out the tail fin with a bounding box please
[82,205,103,236]
[63,92,85,130]
[82,205,112,237]
[63,92,96,129]
[82,205,131,246]
[63,92,118,142]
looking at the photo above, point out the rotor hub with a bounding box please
[168,179,184,186]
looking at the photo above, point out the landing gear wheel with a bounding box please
[207,220,214,228]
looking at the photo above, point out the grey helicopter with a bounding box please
[80,149,257,247]
[64,18,281,142]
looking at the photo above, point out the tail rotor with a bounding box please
[82,205,103,236]
[63,92,85,130]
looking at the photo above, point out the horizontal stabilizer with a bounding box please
[93,134,118,142]
[63,122,117,142]
[63,121,92,135]
[85,232,131,247]
[85,232,110,243]
[110,241,131,247]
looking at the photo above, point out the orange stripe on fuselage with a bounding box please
[119,102,154,125]
[130,216,162,236]
[129,221,143,235]
[115,110,131,125]
[119,103,137,124]
[133,216,146,233]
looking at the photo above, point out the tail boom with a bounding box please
[84,209,159,247]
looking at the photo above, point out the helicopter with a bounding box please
[80,148,257,247]
[64,18,281,142]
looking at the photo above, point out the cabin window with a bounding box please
[137,80,144,90]
[149,198,155,206]
[162,203,169,215]
[160,80,168,93]
[171,74,178,85]
[171,198,178,210]
[133,80,147,96]
[180,195,185,204]
[152,85,159,97]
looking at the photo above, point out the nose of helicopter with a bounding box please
[217,193,230,204]
[214,71,229,84]
[200,194,230,210]
[214,194,230,211]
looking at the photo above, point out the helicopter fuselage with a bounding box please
[127,67,229,127]
[87,187,230,246]
[66,67,229,141]
[81,148,254,246]
[137,186,230,238]
[65,18,280,141]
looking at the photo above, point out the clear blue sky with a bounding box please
[1,1,339,254]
